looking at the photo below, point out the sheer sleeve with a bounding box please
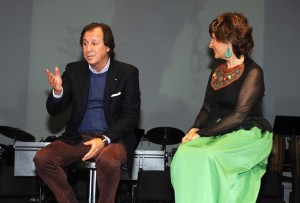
[198,67,264,136]
[192,103,210,129]
[191,74,214,130]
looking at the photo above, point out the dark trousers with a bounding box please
[33,134,127,203]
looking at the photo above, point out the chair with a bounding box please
[70,128,145,203]
[258,115,300,203]
[73,161,97,203]
[257,133,285,203]
[70,161,133,203]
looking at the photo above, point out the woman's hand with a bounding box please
[182,128,200,142]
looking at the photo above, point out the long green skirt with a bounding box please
[170,127,272,203]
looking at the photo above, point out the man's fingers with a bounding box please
[55,67,61,77]
[82,150,94,161]
[83,140,92,146]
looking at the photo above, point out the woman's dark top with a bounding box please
[193,56,272,137]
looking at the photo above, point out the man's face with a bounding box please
[82,27,110,71]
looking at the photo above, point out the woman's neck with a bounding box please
[226,55,245,69]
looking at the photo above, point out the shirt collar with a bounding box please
[89,58,110,74]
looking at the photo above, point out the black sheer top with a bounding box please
[193,57,272,137]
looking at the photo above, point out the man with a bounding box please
[34,23,141,203]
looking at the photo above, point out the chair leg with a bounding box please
[88,169,97,203]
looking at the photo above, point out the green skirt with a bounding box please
[170,127,272,203]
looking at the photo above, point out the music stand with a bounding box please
[273,115,300,136]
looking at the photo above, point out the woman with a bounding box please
[170,12,273,203]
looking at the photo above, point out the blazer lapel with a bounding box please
[78,62,90,105]
[104,61,119,109]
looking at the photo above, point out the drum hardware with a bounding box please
[139,137,151,146]
[145,127,184,168]
[0,126,35,142]
[135,129,151,147]
[0,126,35,165]
[145,127,184,146]
[43,136,58,142]
[0,144,15,166]
[0,144,6,161]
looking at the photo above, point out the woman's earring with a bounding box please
[225,48,232,58]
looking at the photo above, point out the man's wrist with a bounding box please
[100,135,109,147]
[52,88,63,98]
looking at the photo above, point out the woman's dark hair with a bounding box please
[209,12,254,58]
[80,23,115,58]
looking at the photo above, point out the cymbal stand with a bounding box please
[161,138,169,169]
[13,128,19,145]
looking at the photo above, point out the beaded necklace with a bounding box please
[211,63,244,90]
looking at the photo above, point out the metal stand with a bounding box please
[76,161,97,203]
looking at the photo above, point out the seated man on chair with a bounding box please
[34,22,141,203]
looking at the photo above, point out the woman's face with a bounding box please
[209,33,230,59]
